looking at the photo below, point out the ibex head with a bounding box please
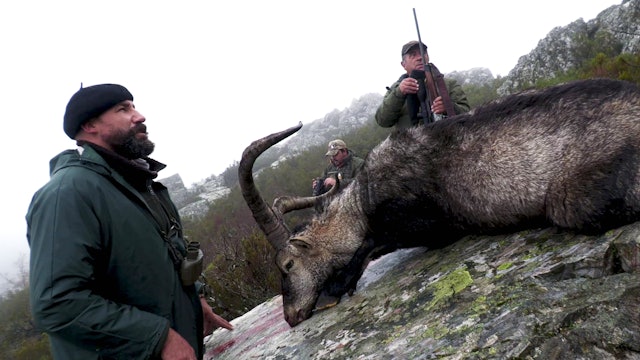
[238,123,364,326]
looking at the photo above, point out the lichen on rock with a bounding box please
[205,223,640,359]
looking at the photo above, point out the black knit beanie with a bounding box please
[63,84,134,139]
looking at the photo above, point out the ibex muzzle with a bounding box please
[239,78,640,327]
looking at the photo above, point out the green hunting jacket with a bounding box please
[26,145,203,359]
[321,150,365,188]
[375,73,470,129]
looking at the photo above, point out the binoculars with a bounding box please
[180,241,204,286]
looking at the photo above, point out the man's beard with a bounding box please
[109,124,155,160]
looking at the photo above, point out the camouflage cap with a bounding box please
[325,139,347,156]
[401,40,427,57]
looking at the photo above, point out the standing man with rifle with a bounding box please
[376,10,470,129]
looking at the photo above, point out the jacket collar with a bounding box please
[78,141,166,190]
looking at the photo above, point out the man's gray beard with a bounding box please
[110,128,155,160]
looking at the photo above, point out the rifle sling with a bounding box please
[423,70,438,107]
[427,63,456,116]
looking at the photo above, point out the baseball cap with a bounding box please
[401,40,427,57]
[325,139,347,156]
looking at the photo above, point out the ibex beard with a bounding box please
[239,78,640,327]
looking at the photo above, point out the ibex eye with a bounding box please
[285,260,294,271]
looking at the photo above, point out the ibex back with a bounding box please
[239,78,640,327]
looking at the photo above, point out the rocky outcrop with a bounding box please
[159,174,191,209]
[499,0,640,95]
[160,174,230,219]
[205,222,640,359]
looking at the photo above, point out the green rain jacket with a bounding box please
[375,73,470,129]
[26,145,202,359]
[321,150,365,187]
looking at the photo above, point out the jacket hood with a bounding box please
[49,147,110,178]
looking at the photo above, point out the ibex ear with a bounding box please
[290,237,319,255]
[290,237,312,249]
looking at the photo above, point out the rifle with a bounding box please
[411,8,456,123]
[313,171,338,196]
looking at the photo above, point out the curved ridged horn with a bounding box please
[238,123,303,250]
[272,177,340,217]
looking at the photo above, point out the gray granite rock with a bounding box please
[205,223,640,359]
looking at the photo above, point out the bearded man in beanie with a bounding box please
[26,84,233,360]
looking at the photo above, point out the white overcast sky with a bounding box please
[0,0,621,286]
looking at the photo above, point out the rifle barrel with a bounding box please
[412,8,433,124]
[412,8,427,63]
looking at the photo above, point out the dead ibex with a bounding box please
[239,78,640,327]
